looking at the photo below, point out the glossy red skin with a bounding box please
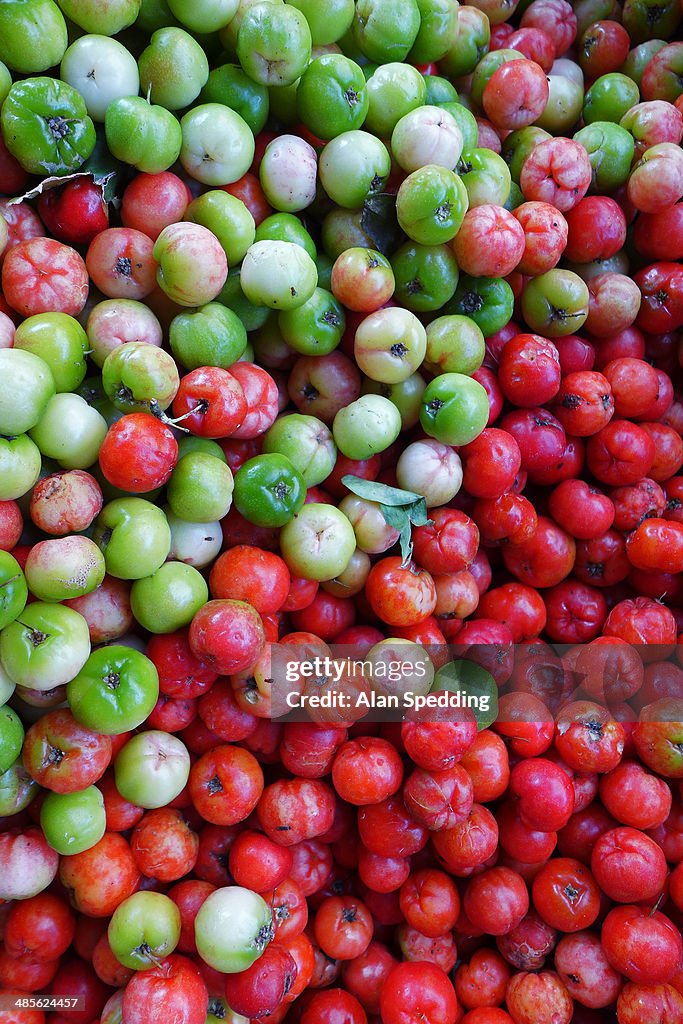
[586,419,656,486]
[501,514,575,588]
[122,954,208,1024]
[496,799,558,864]
[222,172,272,225]
[530,857,600,932]
[602,357,660,420]
[601,905,683,985]
[22,709,111,794]
[573,528,630,587]
[634,204,683,261]
[591,825,668,903]
[498,334,561,408]
[509,758,575,832]
[147,629,217,698]
[454,947,511,1011]
[401,712,477,772]
[464,867,530,937]
[357,847,410,894]
[459,732,510,805]
[557,803,619,864]
[197,678,258,742]
[397,869,461,939]
[627,518,683,574]
[635,262,683,334]
[554,334,595,374]
[331,738,403,806]
[640,421,683,481]
[291,591,356,642]
[580,19,630,76]
[225,943,298,1019]
[59,832,141,917]
[364,558,437,627]
[564,196,627,264]
[499,407,567,473]
[121,171,191,241]
[301,987,367,1024]
[313,896,373,961]
[554,701,625,773]
[432,803,499,874]
[603,596,678,646]
[37,178,109,247]
[454,620,515,687]
[229,362,279,438]
[380,961,459,1024]
[261,878,309,941]
[599,761,672,830]
[341,941,397,1014]
[476,583,547,641]
[483,60,549,132]
[172,366,247,438]
[572,638,644,704]
[189,744,263,826]
[493,692,554,758]
[460,428,521,500]
[4,893,75,963]
[209,546,290,614]
[473,492,536,547]
[99,412,178,491]
[49,957,111,1022]
[543,579,608,644]
[453,204,526,276]
[0,948,58,994]
[554,931,623,1009]
[98,768,144,832]
[257,779,336,846]
[189,599,266,675]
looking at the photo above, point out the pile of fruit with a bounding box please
[1,0,683,1022]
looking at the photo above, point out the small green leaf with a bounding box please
[342,474,424,507]
[432,660,499,730]
[379,503,414,528]
[408,498,431,527]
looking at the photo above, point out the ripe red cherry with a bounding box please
[601,905,683,985]
[380,961,460,1024]
[509,758,575,832]
[98,413,178,492]
[590,826,668,903]
[37,178,109,246]
[172,367,247,438]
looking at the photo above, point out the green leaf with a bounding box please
[341,474,424,507]
[432,659,499,730]
[408,498,431,527]
[379,502,414,528]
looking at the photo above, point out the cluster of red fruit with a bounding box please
[1,0,683,1020]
